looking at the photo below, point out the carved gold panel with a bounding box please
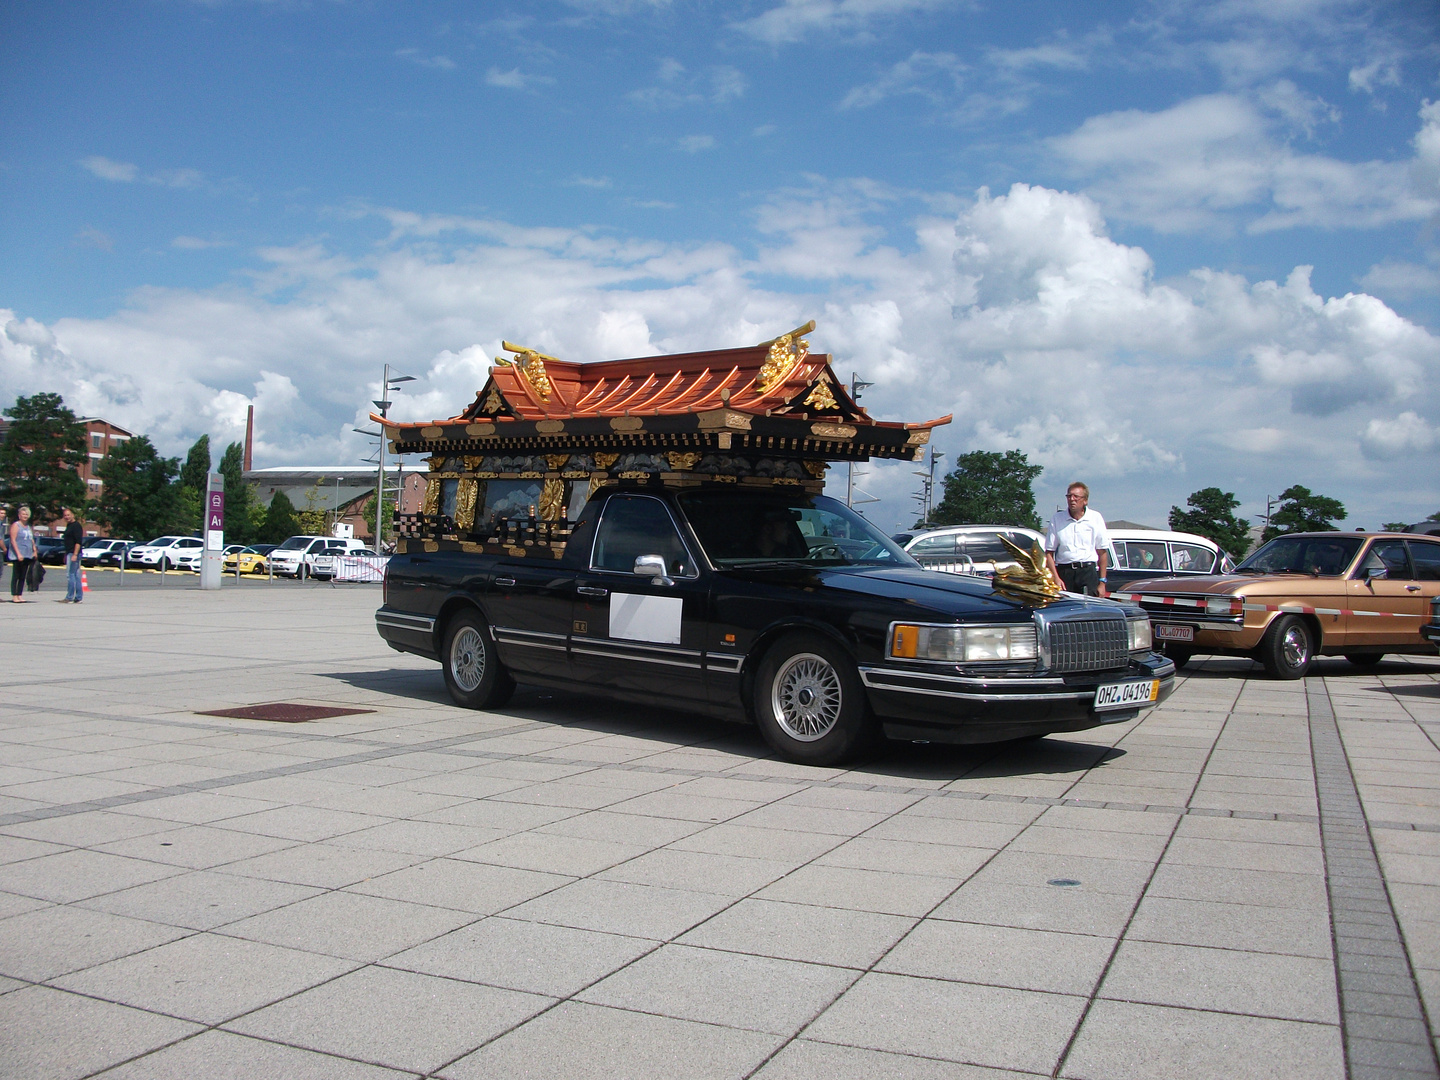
[422,478,441,516]
[455,479,479,531]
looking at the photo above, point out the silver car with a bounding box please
[898,525,1047,577]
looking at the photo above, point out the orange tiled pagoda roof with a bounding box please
[380,324,950,463]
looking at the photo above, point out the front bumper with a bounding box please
[860,653,1175,744]
[1423,624,1440,646]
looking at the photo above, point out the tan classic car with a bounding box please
[1112,532,1440,678]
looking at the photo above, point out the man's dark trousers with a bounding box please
[1057,561,1100,596]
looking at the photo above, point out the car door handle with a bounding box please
[1406,585,1421,592]
[495,577,516,587]
[577,586,608,598]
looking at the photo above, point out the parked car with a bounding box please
[81,538,131,566]
[1424,595,1440,648]
[377,486,1173,764]
[1118,531,1440,676]
[127,536,205,571]
[269,535,368,579]
[898,525,1047,578]
[1106,529,1236,589]
[224,544,277,575]
[98,541,136,568]
[1402,520,1440,537]
[35,536,67,565]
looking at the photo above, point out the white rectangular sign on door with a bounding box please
[609,593,683,644]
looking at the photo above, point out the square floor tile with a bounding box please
[578,943,855,1034]
[347,858,571,915]
[221,890,476,961]
[81,869,319,930]
[385,915,655,996]
[756,864,958,917]
[440,1000,779,1080]
[55,932,358,1024]
[0,985,199,1080]
[503,878,732,940]
[0,848,184,903]
[599,848,792,897]
[932,881,1140,938]
[805,972,1085,1075]
[677,898,915,969]
[878,920,1113,996]
[1099,939,1338,1023]
[1060,998,1343,1080]
[93,1029,411,1079]
[1126,895,1333,958]
[95,824,298,869]
[227,964,550,1075]
[221,842,426,889]
[0,904,187,981]
[454,830,648,876]
[754,1038,1040,1079]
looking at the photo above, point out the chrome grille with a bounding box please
[1047,617,1128,673]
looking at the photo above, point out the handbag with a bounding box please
[27,560,44,590]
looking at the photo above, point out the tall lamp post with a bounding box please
[372,365,415,548]
[846,371,874,508]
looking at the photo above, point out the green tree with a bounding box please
[1381,521,1411,532]
[931,449,1043,530]
[217,442,256,543]
[172,434,211,533]
[1169,487,1251,556]
[1262,485,1346,544]
[294,479,328,536]
[260,490,299,544]
[93,436,180,540]
[179,434,210,492]
[362,492,394,548]
[0,392,87,522]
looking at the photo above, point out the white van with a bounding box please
[269,535,367,579]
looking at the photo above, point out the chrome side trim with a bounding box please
[376,611,436,632]
[571,644,703,670]
[858,667,1067,688]
[858,666,1089,702]
[706,654,744,674]
[493,627,569,653]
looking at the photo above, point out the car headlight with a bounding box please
[890,623,1038,663]
[1206,596,1243,616]
[1128,616,1152,653]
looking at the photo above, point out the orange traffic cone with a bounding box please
[81,571,89,594]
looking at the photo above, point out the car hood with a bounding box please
[733,564,1128,619]
[1113,573,1347,597]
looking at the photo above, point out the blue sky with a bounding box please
[2,0,1437,532]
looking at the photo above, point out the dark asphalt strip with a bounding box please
[1307,678,1440,1080]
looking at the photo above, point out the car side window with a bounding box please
[1170,543,1214,572]
[1406,541,1440,582]
[592,496,696,577]
[910,534,956,555]
[1123,541,1169,571]
[1359,540,1414,579]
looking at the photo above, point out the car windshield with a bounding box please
[144,537,173,547]
[1236,535,1363,576]
[278,537,311,550]
[677,490,915,568]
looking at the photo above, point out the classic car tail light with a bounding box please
[890,623,1038,663]
[1206,597,1243,616]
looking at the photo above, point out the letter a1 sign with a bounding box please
[205,473,225,550]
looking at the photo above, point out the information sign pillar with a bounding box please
[201,472,225,590]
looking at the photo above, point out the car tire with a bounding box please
[1259,614,1314,680]
[298,563,309,581]
[1344,653,1385,667]
[752,632,876,766]
[1164,646,1193,670]
[254,562,266,575]
[441,610,515,709]
[160,558,171,572]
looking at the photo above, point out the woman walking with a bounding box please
[9,505,37,602]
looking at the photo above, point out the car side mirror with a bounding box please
[1365,566,1388,582]
[633,554,674,587]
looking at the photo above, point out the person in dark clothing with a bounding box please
[61,508,84,603]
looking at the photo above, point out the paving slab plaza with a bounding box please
[2,576,1440,1080]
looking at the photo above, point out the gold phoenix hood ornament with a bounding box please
[990,535,1063,606]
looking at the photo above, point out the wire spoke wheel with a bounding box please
[771,652,844,742]
[450,626,487,693]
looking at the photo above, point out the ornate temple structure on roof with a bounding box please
[381,323,950,554]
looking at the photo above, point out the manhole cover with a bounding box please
[196,703,376,723]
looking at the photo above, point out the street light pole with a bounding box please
[373,365,416,549]
[846,371,874,508]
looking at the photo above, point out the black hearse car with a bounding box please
[376,485,1174,764]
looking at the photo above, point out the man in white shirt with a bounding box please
[1045,482,1112,597]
